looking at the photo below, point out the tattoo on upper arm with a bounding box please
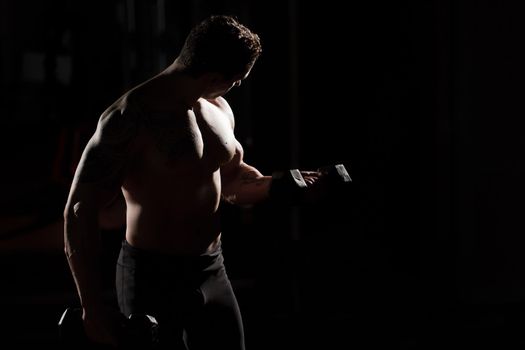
[240,170,264,186]
[76,144,125,188]
[76,106,138,189]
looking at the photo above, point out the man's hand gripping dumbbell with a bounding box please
[268,163,352,205]
[58,307,159,349]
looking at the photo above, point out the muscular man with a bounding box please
[63,15,265,349]
[64,15,319,349]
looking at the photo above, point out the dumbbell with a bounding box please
[269,168,308,205]
[58,307,159,349]
[269,163,352,205]
[314,163,353,202]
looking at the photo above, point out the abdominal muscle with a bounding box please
[118,97,236,256]
[122,166,224,256]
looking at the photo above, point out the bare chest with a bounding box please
[138,109,236,169]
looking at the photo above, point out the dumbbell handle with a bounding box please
[58,307,159,348]
[268,163,352,205]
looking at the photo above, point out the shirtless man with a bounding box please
[64,15,319,349]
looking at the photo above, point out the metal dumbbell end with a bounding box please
[269,169,308,205]
[58,307,86,345]
[312,163,353,203]
[123,313,159,348]
[318,163,352,183]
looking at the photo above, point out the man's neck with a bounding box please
[161,60,206,106]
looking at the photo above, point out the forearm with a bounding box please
[64,207,105,309]
[222,165,272,205]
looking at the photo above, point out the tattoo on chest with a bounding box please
[144,113,200,161]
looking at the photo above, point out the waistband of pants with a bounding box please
[120,238,223,270]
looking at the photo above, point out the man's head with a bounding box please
[178,15,262,80]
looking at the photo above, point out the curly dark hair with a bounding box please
[178,15,262,79]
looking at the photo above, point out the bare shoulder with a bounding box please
[74,94,141,188]
[208,96,232,110]
[197,97,235,128]
[95,94,141,140]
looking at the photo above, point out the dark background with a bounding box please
[1,0,525,348]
